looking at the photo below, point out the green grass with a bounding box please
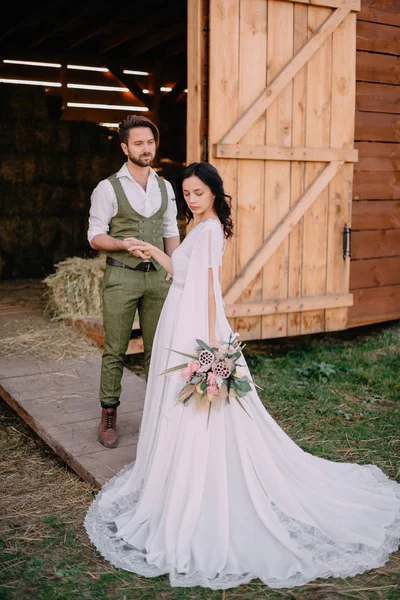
[1,321,399,600]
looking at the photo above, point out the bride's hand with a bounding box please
[209,337,221,349]
[127,241,154,258]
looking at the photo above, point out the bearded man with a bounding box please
[87,115,180,449]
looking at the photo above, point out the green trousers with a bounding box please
[100,264,171,407]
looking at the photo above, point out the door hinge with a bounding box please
[343,223,352,260]
[202,136,208,161]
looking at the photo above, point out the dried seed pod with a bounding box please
[214,361,231,379]
[198,349,215,367]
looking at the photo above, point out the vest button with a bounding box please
[153,238,156,242]
[152,229,156,233]
[152,220,156,223]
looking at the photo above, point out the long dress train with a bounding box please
[84,219,400,590]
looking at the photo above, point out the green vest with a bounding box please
[106,173,168,270]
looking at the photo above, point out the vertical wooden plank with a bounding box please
[325,11,356,331]
[235,0,267,341]
[187,0,207,163]
[287,3,308,337]
[261,0,294,340]
[209,0,240,329]
[301,5,332,335]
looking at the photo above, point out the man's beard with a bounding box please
[128,152,154,167]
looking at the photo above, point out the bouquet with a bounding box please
[161,333,260,424]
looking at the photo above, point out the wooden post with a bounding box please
[187,0,208,164]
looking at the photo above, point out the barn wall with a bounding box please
[349,0,400,326]
[0,84,122,279]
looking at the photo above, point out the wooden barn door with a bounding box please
[203,0,360,340]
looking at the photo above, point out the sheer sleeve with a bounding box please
[169,222,231,361]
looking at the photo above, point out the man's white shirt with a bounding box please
[87,163,179,244]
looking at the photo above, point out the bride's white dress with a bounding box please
[85,219,400,590]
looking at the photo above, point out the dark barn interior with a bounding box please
[0,0,188,279]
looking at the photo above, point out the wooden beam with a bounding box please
[107,63,152,109]
[220,8,350,144]
[168,75,188,102]
[225,293,353,318]
[128,22,184,58]
[99,6,183,54]
[187,0,207,163]
[67,17,120,51]
[31,14,83,47]
[279,0,360,9]
[223,160,345,305]
[213,144,358,162]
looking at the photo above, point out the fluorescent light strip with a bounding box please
[123,69,149,76]
[67,83,129,92]
[99,122,120,128]
[160,87,172,92]
[67,102,148,111]
[0,78,62,87]
[3,59,62,68]
[67,64,109,72]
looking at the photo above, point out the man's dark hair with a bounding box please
[118,115,160,147]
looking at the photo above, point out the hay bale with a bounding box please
[43,254,106,319]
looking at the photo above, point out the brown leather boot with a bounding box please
[98,407,118,448]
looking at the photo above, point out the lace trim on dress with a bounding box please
[84,462,400,590]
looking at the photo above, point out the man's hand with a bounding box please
[127,241,173,281]
[127,240,153,258]
[122,237,147,258]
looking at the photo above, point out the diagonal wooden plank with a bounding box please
[220,8,350,144]
[222,161,345,305]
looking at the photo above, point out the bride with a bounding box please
[84,161,400,590]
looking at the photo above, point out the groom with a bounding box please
[87,115,180,448]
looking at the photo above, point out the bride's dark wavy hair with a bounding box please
[174,162,234,239]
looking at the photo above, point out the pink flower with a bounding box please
[207,372,218,385]
[189,361,200,373]
[183,366,192,382]
[207,384,219,396]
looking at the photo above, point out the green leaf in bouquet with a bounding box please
[159,362,190,375]
[195,339,214,353]
[233,378,252,393]
[236,387,248,397]
[199,380,207,392]
[207,402,212,428]
[165,348,199,360]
